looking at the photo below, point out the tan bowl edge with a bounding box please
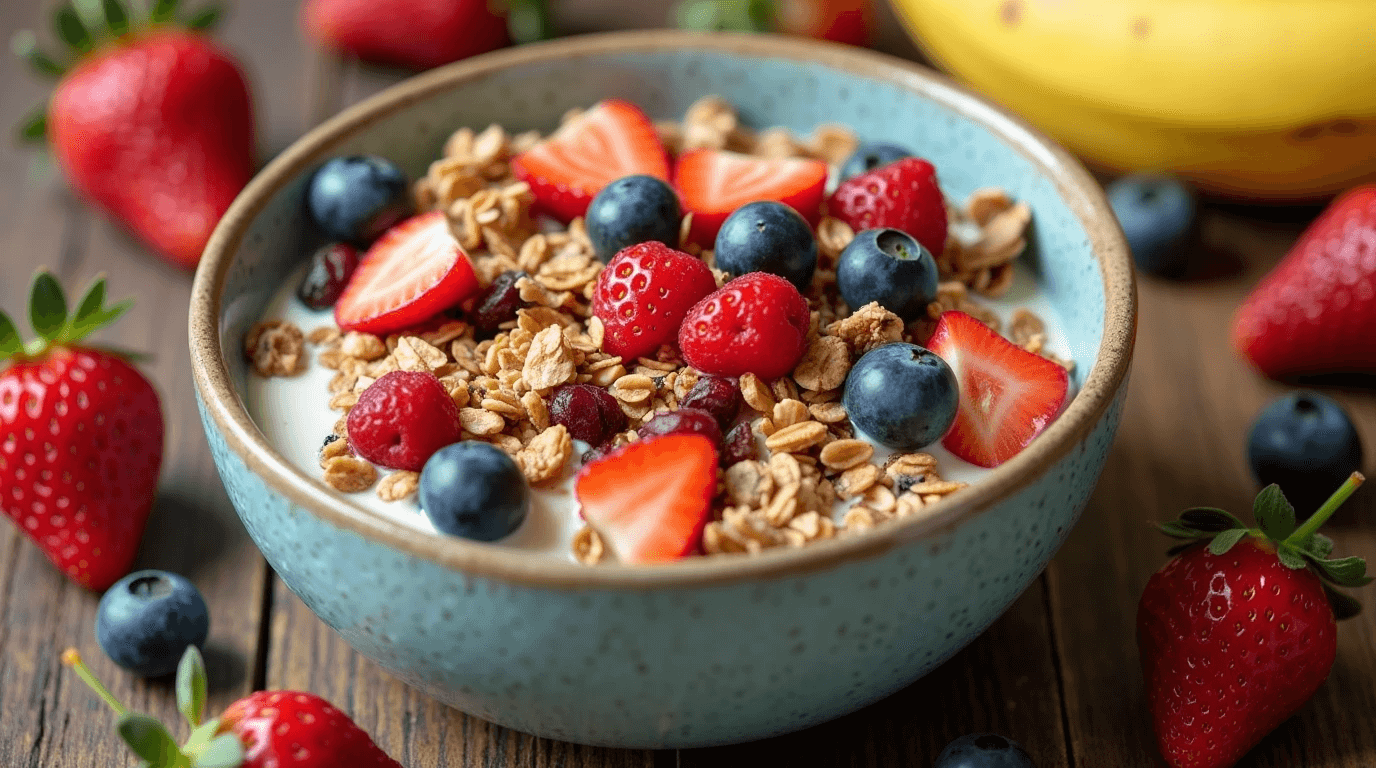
[189,30,1136,591]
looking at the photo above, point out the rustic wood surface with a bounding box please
[1,1,1373,766]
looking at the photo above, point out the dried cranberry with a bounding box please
[297,242,360,310]
[678,375,742,429]
[581,442,616,465]
[549,384,627,445]
[638,407,722,446]
[720,421,758,465]
[471,270,529,334]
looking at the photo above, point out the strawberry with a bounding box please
[591,241,718,360]
[511,100,670,222]
[828,157,948,257]
[576,434,718,564]
[1139,474,1370,768]
[16,2,254,269]
[925,311,1068,468]
[334,211,481,335]
[774,0,874,45]
[1230,185,1376,378]
[64,645,403,767]
[1,272,163,590]
[674,149,828,246]
[302,0,510,71]
[678,272,811,379]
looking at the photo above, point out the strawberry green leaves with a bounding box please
[177,646,208,729]
[118,714,182,764]
[29,271,68,341]
[0,270,133,364]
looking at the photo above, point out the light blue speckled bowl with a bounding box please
[190,31,1134,749]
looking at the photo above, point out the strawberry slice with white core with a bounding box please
[511,99,670,222]
[673,149,828,246]
[575,433,718,564]
[925,311,1070,468]
[334,210,479,335]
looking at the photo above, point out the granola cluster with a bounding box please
[247,96,1070,564]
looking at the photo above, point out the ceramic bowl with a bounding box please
[190,31,1134,749]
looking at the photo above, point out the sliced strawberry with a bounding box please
[334,211,479,335]
[511,100,670,222]
[575,434,718,564]
[674,149,828,246]
[925,311,1069,468]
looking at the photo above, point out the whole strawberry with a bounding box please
[828,157,948,257]
[1138,474,1369,768]
[16,1,254,269]
[303,0,512,71]
[591,241,718,361]
[64,646,403,767]
[1231,185,1376,378]
[1,272,163,590]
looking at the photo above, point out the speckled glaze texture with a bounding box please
[192,34,1134,749]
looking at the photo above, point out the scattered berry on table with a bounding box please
[1247,391,1364,517]
[925,311,1068,467]
[839,142,911,182]
[470,269,529,335]
[297,242,361,310]
[1231,185,1376,378]
[674,148,828,246]
[512,99,669,222]
[548,383,627,446]
[346,370,463,472]
[679,272,811,379]
[829,156,947,257]
[95,570,208,678]
[678,375,742,429]
[721,421,759,465]
[576,434,718,564]
[842,342,958,451]
[420,441,529,542]
[334,211,480,335]
[586,175,682,262]
[1106,174,1195,278]
[307,156,413,245]
[934,733,1037,768]
[591,241,717,360]
[714,200,818,290]
[302,0,510,71]
[638,407,723,446]
[0,272,164,590]
[836,228,939,322]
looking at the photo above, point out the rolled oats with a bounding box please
[377,471,420,501]
[826,302,904,355]
[819,439,873,471]
[764,420,828,454]
[322,456,377,493]
[522,326,577,390]
[460,407,505,435]
[793,335,850,391]
[245,321,305,377]
[572,524,606,565]
[517,425,572,484]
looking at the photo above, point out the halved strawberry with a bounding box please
[511,100,670,222]
[925,311,1069,468]
[334,211,479,335]
[575,434,718,564]
[673,149,828,246]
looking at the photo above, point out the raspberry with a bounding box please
[678,272,810,379]
[591,241,717,360]
[678,375,742,429]
[548,383,627,445]
[346,370,462,471]
[638,407,722,445]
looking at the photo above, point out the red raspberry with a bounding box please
[678,272,810,379]
[591,241,717,360]
[346,370,462,471]
[828,157,947,256]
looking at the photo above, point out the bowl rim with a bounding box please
[190,30,1135,590]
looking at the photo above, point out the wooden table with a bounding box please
[2,1,1374,765]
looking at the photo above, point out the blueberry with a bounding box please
[843,342,958,451]
[297,242,360,310]
[95,570,210,678]
[840,142,912,181]
[836,228,939,322]
[714,201,817,290]
[1106,174,1196,278]
[1247,391,1364,516]
[935,733,1037,768]
[306,156,412,245]
[586,175,682,262]
[419,441,529,541]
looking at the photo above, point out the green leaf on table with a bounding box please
[150,0,180,24]
[1253,484,1296,541]
[1179,507,1247,533]
[18,108,48,143]
[29,272,68,342]
[673,0,772,32]
[102,0,130,36]
[191,734,245,768]
[185,5,221,31]
[0,311,22,358]
[505,0,552,44]
[11,30,67,77]
[117,713,182,765]
[1207,527,1248,556]
[1314,556,1372,588]
[176,646,207,728]
[54,5,93,53]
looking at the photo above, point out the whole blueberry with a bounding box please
[714,201,817,290]
[586,175,682,262]
[296,242,360,310]
[419,441,529,541]
[843,342,958,451]
[839,142,912,181]
[1248,391,1364,516]
[306,156,412,245]
[836,228,939,321]
[935,733,1037,768]
[96,570,210,678]
[1106,174,1196,278]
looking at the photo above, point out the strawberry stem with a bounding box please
[62,648,129,716]
[1286,471,1365,547]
